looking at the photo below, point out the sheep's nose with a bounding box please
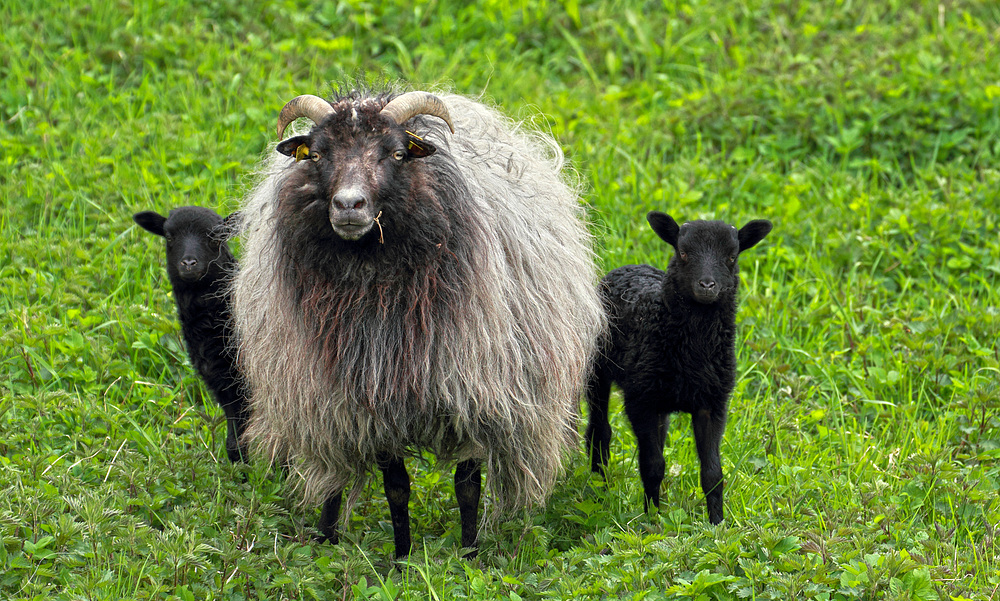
[181,258,198,269]
[333,191,367,211]
[698,279,716,290]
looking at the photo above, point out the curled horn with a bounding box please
[380,91,455,134]
[276,95,335,139]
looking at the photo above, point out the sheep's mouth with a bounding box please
[692,288,721,303]
[177,267,207,282]
[692,284,735,304]
[330,217,374,241]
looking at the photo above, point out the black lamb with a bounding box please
[585,211,772,524]
[133,206,249,464]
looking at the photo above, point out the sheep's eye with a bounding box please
[728,255,736,264]
[392,149,406,161]
[679,251,688,261]
[310,151,321,162]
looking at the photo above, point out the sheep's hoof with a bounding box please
[314,531,339,545]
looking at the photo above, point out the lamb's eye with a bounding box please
[728,255,736,264]
[679,251,688,261]
[310,151,320,162]
[392,149,406,161]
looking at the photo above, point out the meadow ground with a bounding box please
[1,1,998,599]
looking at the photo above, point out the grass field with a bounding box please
[2,0,999,599]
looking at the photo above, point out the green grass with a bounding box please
[2,0,999,599]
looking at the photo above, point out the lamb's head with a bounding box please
[647,211,772,304]
[272,92,454,244]
[133,206,237,285]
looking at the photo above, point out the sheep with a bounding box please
[133,206,249,464]
[231,84,606,558]
[585,211,772,524]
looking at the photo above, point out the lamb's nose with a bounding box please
[698,279,716,290]
[181,258,198,269]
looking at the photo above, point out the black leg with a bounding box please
[378,454,411,558]
[316,491,343,544]
[222,404,249,463]
[624,394,667,512]
[585,368,613,476]
[454,459,481,557]
[656,414,671,451]
[692,408,726,524]
[633,420,666,512]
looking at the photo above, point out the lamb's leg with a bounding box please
[692,408,726,524]
[222,405,249,463]
[316,492,343,544]
[625,399,666,511]
[656,414,671,451]
[454,459,481,557]
[584,368,613,476]
[378,454,412,558]
[216,385,250,463]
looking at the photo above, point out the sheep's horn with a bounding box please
[276,95,335,139]
[380,91,455,134]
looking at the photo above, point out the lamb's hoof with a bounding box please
[226,444,250,464]
[314,531,339,545]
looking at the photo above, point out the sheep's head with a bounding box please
[273,92,454,244]
[134,207,237,285]
[648,211,772,304]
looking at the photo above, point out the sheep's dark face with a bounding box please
[134,207,235,284]
[275,105,437,244]
[648,212,772,305]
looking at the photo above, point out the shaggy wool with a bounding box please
[232,88,606,516]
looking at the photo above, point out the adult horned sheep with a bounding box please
[232,84,606,558]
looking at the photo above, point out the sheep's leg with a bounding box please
[316,492,343,544]
[215,384,250,463]
[631,412,667,512]
[222,405,249,463]
[692,408,726,524]
[378,454,412,558]
[656,414,671,451]
[584,369,613,476]
[454,459,481,557]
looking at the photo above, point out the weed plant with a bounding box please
[2,0,998,599]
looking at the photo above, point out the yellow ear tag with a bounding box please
[294,144,310,162]
[405,131,425,152]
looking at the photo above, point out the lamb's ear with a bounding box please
[133,211,167,237]
[276,135,311,158]
[647,211,680,248]
[213,211,242,241]
[738,219,773,253]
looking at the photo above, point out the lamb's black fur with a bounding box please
[586,211,772,524]
[133,206,249,464]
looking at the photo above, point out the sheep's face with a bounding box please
[647,212,772,305]
[134,207,234,284]
[275,105,437,244]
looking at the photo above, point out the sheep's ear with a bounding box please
[133,211,167,237]
[405,131,436,158]
[213,211,242,240]
[276,135,311,158]
[647,211,680,248]
[738,219,773,252]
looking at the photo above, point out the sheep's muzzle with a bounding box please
[328,187,376,241]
